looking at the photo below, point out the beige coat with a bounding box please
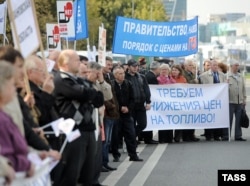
[228,72,246,104]
[199,70,227,84]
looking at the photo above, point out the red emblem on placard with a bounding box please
[64,2,73,18]
[53,26,60,43]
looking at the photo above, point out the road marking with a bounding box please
[129,144,168,186]
[102,144,146,186]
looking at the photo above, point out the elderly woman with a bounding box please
[157,63,176,84]
[157,63,175,143]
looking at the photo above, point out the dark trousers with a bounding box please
[158,130,173,143]
[91,133,102,185]
[131,106,147,139]
[142,131,154,142]
[111,119,121,159]
[182,129,195,140]
[119,116,137,158]
[53,131,96,186]
[205,129,222,139]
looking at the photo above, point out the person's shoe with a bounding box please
[113,155,120,162]
[222,137,229,141]
[145,140,158,144]
[101,166,110,172]
[129,156,143,162]
[103,164,117,171]
[190,137,200,142]
[235,138,247,141]
[183,138,191,142]
[214,137,221,141]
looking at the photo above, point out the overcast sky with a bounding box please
[187,0,250,23]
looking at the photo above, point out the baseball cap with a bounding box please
[127,59,138,66]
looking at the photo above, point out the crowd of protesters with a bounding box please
[0,45,247,186]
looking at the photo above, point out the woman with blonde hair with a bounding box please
[157,63,175,143]
[157,63,176,84]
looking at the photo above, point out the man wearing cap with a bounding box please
[125,59,153,144]
[138,57,148,75]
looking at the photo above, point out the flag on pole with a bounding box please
[67,0,88,41]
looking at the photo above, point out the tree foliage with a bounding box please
[0,0,168,51]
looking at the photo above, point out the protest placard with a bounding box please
[98,25,106,66]
[113,16,198,57]
[7,0,41,58]
[57,1,75,38]
[144,83,229,131]
[46,23,61,50]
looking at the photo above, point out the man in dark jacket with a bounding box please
[53,49,104,186]
[25,55,61,150]
[125,59,154,145]
[103,57,121,162]
[111,66,143,161]
[145,61,161,143]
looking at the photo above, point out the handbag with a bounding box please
[240,108,249,128]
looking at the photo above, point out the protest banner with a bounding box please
[7,0,40,58]
[144,83,229,131]
[113,16,198,57]
[57,1,75,38]
[0,2,6,35]
[98,25,106,66]
[46,23,61,50]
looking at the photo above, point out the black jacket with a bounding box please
[145,71,158,85]
[53,71,104,131]
[29,81,56,126]
[125,72,151,105]
[17,93,50,151]
[111,79,134,117]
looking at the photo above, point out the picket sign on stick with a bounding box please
[29,0,49,75]
[7,0,47,107]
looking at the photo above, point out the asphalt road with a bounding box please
[99,80,250,186]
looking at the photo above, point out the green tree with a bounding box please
[1,0,168,51]
[96,0,168,50]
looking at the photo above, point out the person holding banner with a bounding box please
[0,46,60,152]
[157,64,175,143]
[183,59,200,142]
[25,55,62,150]
[125,59,152,145]
[199,59,227,141]
[223,59,246,141]
[171,64,188,142]
[53,49,104,186]
[145,61,161,144]
[0,61,35,178]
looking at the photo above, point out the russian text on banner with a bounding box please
[144,83,229,131]
[7,0,40,58]
[113,16,198,57]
